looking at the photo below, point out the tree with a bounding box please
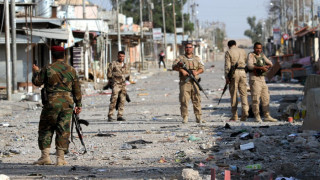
[109,0,194,33]
[215,27,225,52]
[244,16,263,43]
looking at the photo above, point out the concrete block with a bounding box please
[302,88,320,130]
[303,74,320,106]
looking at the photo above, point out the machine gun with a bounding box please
[218,62,238,105]
[71,112,89,154]
[179,61,209,99]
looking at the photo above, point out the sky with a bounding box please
[195,0,270,39]
[90,0,270,39]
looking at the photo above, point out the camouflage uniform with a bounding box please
[247,53,276,122]
[32,60,82,151]
[107,60,129,118]
[225,46,249,121]
[172,54,204,122]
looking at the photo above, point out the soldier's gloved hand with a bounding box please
[226,78,230,84]
[75,107,82,114]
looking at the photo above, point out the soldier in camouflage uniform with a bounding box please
[172,43,205,123]
[32,46,82,166]
[247,42,277,122]
[107,51,129,121]
[225,40,249,121]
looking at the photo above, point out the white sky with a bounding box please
[195,0,270,39]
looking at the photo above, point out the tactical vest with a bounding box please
[253,54,267,76]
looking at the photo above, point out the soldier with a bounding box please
[32,46,82,166]
[247,42,277,122]
[172,43,205,123]
[225,40,249,121]
[107,51,129,121]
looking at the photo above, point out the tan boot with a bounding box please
[264,113,278,122]
[196,115,206,123]
[33,148,52,165]
[254,114,262,122]
[240,111,248,121]
[182,116,188,124]
[230,114,238,121]
[56,149,68,166]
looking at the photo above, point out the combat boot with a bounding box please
[240,111,248,122]
[56,149,67,166]
[196,115,206,123]
[33,148,52,165]
[117,116,126,121]
[254,113,262,122]
[182,116,188,124]
[230,114,238,121]
[108,116,115,122]
[264,113,278,122]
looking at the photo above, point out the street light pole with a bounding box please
[139,0,145,69]
[5,0,12,100]
[181,0,184,41]
[161,0,168,65]
[173,0,177,60]
[116,0,121,51]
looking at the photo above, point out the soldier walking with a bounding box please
[172,43,205,123]
[107,51,129,121]
[32,46,82,166]
[225,40,249,121]
[247,42,277,122]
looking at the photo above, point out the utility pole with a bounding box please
[311,0,315,27]
[116,0,121,51]
[181,0,184,41]
[292,0,295,49]
[302,0,305,26]
[82,0,86,19]
[173,0,177,59]
[11,0,17,93]
[139,0,145,70]
[5,0,12,100]
[297,0,300,27]
[161,0,168,65]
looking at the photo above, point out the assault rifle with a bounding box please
[71,112,89,154]
[103,82,131,110]
[218,62,238,105]
[178,61,209,99]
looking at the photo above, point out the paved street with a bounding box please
[1,58,317,180]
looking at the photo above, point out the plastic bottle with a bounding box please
[245,164,262,170]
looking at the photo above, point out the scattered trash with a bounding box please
[159,156,166,163]
[181,168,201,180]
[245,163,262,170]
[28,173,42,176]
[9,149,21,154]
[275,177,297,180]
[0,174,10,180]
[224,123,231,129]
[96,133,116,137]
[120,143,133,150]
[240,142,255,150]
[97,169,107,172]
[188,135,201,141]
[127,139,152,144]
[137,93,149,96]
[240,133,252,140]
[0,123,9,127]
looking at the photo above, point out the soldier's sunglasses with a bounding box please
[185,46,193,48]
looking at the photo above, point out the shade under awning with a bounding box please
[26,28,69,40]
